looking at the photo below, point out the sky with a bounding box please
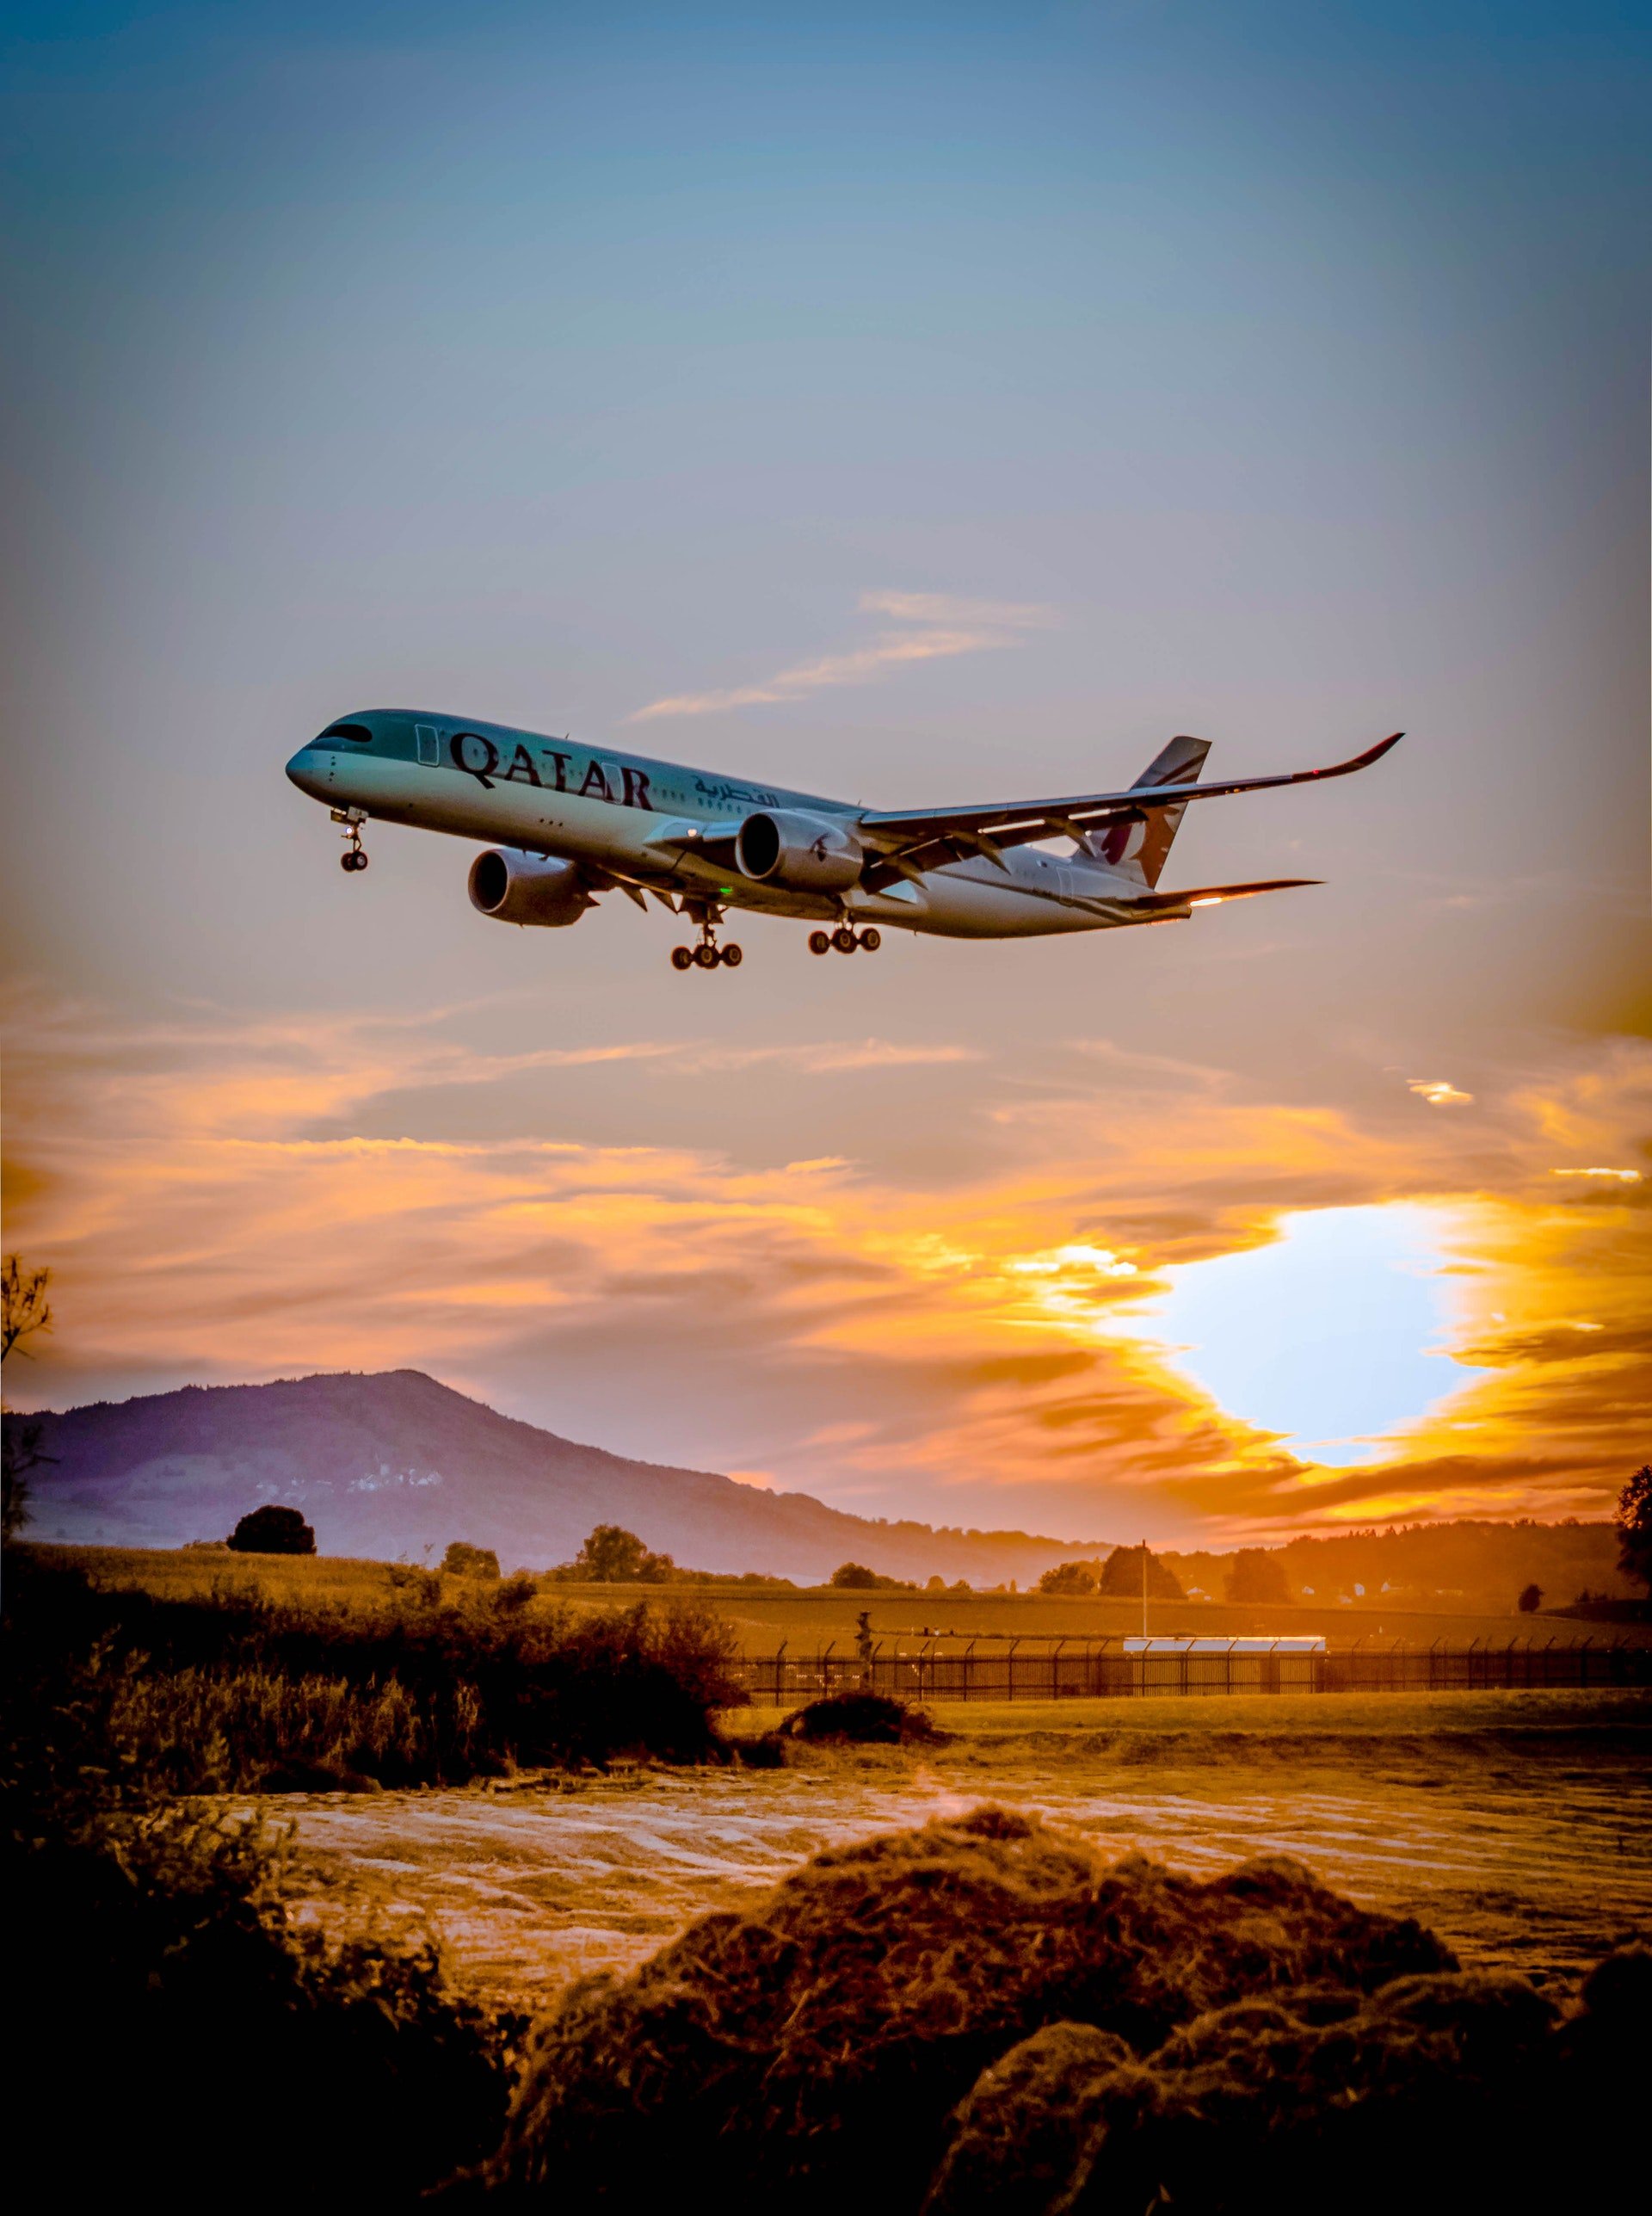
[2,0,1648,1546]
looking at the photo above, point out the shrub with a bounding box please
[228,1504,316,1555]
[777,1692,944,1745]
[444,1541,501,1579]
[3,1552,748,1793]
[1518,1582,1543,1614]
[1,1773,519,2207]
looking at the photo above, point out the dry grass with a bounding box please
[468,1807,1452,2210]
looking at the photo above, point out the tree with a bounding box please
[830,1562,881,1590]
[828,1562,916,1592]
[1224,1549,1291,1606]
[1517,1583,1543,1614]
[1039,1561,1097,1596]
[1098,1545,1184,1601]
[443,1541,501,1579]
[1617,1465,1652,1594]
[228,1504,316,1556]
[2,1256,54,1541]
[569,1524,674,1582]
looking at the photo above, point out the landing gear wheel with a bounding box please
[808,930,832,956]
[341,849,368,873]
[719,943,743,967]
[857,927,881,952]
[670,946,693,972]
[693,942,719,970]
[832,925,858,953]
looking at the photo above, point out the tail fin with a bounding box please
[1076,734,1211,888]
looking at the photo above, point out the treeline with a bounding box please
[1165,1518,1635,1614]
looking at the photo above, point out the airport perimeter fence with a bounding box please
[736,1638,1652,1705]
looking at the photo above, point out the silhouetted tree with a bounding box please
[1225,1549,1291,1606]
[2,1256,54,1542]
[1618,1466,1652,1594]
[1518,1583,1543,1614]
[828,1562,915,1592]
[1099,1545,1183,1601]
[228,1505,316,1556]
[443,1541,501,1579]
[568,1524,674,1581]
[1039,1561,1097,1596]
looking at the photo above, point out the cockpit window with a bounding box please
[319,723,373,743]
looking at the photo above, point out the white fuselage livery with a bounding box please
[286,709,1400,966]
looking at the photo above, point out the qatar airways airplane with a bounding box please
[285,713,1401,972]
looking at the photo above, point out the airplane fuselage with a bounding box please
[286,709,1170,939]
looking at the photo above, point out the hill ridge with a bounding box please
[15,1366,1114,1586]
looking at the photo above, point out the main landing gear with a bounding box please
[671,911,742,972]
[332,807,369,873]
[809,926,881,955]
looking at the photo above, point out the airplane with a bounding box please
[285,713,1402,972]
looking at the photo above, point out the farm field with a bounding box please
[273,1687,1652,2015]
[35,1543,1647,1651]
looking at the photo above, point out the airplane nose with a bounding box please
[286,746,331,799]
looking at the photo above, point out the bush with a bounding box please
[3,1551,748,1793]
[1,1766,519,2207]
[444,1541,501,1579]
[1518,1582,1543,1614]
[778,1693,944,1745]
[830,1561,916,1591]
[228,1504,316,1556]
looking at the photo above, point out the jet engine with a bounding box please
[735,810,862,892]
[467,848,594,927]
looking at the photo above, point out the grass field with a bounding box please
[276,1682,1652,2011]
[35,1543,1647,1651]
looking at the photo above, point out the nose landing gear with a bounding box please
[331,807,369,873]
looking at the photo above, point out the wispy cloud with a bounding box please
[1409,1077,1474,1107]
[629,589,1058,720]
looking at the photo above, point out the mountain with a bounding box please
[14,1367,1113,1587]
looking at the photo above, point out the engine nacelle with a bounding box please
[467,848,594,927]
[735,809,862,892]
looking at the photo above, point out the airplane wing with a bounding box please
[855,731,1402,889]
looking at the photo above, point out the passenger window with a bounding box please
[415,725,440,765]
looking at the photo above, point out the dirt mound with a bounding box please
[779,1690,945,1744]
[470,1806,1451,2211]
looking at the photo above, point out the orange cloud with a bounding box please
[3,990,1648,1545]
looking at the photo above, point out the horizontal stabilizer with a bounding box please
[1119,876,1321,912]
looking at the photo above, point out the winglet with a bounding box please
[1328,731,1403,775]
